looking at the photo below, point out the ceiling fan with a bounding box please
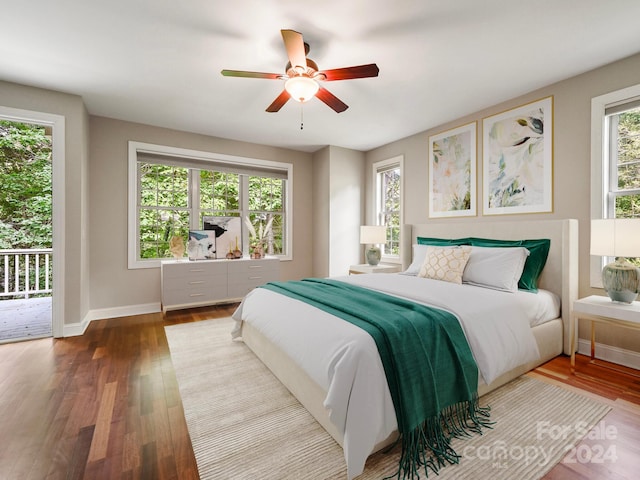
[221,29,379,113]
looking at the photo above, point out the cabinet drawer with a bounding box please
[228,269,279,299]
[162,286,227,308]
[228,269,278,285]
[162,260,227,279]
[227,259,279,275]
[162,272,227,292]
[228,281,268,299]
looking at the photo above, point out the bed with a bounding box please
[231,219,578,479]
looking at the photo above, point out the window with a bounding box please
[128,142,291,268]
[246,176,285,256]
[373,156,403,261]
[591,85,640,285]
[605,102,640,220]
[138,163,191,260]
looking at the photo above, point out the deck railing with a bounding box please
[0,248,52,299]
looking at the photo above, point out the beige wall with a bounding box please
[0,80,90,328]
[312,147,330,278]
[328,146,365,276]
[311,146,365,277]
[89,116,314,310]
[365,52,640,353]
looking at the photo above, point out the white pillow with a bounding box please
[402,244,430,276]
[418,246,472,284]
[462,246,530,292]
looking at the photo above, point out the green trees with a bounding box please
[137,164,285,259]
[247,175,283,255]
[615,110,640,219]
[380,168,401,256]
[0,120,52,249]
[613,109,640,267]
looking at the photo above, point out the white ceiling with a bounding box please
[2,1,640,153]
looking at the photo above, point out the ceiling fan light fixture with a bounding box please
[285,76,319,103]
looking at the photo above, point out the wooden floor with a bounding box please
[0,304,638,480]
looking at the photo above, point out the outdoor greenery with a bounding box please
[0,120,52,298]
[380,167,401,256]
[615,108,640,266]
[138,163,284,259]
[0,120,52,249]
[615,109,640,219]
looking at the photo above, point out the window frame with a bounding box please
[590,84,640,286]
[128,141,292,269]
[372,155,404,264]
[606,105,640,218]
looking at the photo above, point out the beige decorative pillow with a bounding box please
[418,246,472,284]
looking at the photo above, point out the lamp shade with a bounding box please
[284,76,319,103]
[591,219,640,257]
[360,225,386,245]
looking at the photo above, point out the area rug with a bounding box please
[166,318,611,480]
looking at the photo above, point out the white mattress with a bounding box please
[514,287,561,327]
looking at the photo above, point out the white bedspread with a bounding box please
[231,274,541,479]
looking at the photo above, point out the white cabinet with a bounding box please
[161,257,279,313]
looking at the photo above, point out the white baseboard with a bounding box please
[86,302,161,322]
[577,338,640,370]
[62,303,162,337]
[63,317,91,337]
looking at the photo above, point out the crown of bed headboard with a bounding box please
[402,219,578,355]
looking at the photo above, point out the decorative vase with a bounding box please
[602,257,640,303]
[169,235,185,259]
[252,246,263,259]
[366,246,381,266]
[233,237,242,258]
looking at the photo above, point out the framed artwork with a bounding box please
[428,122,477,218]
[483,96,553,215]
[203,216,243,258]
[187,230,217,260]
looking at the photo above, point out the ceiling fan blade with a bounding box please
[281,29,307,71]
[266,90,291,113]
[221,70,282,79]
[319,63,380,81]
[316,87,348,113]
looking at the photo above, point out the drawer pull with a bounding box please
[189,280,205,285]
[249,265,263,269]
[190,269,205,273]
[189,293,205,298]
[249,276,263,280]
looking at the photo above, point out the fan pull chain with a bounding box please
[300,105,304,130]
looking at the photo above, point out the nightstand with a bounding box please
[348,264,401,275]
[571,295,640,374]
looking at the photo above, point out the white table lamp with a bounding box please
[591,218,640,303]
[360,225,386,266]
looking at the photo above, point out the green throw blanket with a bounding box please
[261,278,491,479]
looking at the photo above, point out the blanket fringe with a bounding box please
[385,394,494,479]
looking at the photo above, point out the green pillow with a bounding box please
[416,237,472,246]
[468,238,551,292]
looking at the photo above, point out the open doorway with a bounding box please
[0,107,65,342]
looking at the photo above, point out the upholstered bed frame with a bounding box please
[241,219,579,451]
